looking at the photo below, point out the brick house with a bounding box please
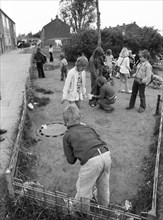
[41,15,71,46]
[0,9,17,54]
[111,22,141,36]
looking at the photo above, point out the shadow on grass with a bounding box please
[33,96,50,107]
[35,87,54,94]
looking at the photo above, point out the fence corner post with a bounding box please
[5,168,15,198]
[147,209,157,220]
[155,94,161,115]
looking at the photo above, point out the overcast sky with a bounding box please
[1,0,163,36]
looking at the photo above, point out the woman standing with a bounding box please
[117,47,131,93]
[49,44,54,62]
[34,47,46,78]
[89,47,105,107]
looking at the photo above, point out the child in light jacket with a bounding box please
[61,56,88,109]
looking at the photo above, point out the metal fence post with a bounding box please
[5,169,15,198]
[155,94,161,115]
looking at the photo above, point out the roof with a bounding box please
[0,9,15,24]
[114,22,141,35]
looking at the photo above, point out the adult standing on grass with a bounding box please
[63,104,111,209]
[117,47,132,94]
[61,56,88,109]
[34,47,46,78]
[89,47,105,107]
[49,44,54,62]
[126,50,153,113]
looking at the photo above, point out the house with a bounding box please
[109,22,141,37]
[0,9,17,54]
[40,15,71,46]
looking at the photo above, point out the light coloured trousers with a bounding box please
[75,150,111,207]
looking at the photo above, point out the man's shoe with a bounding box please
[126,106,133,110]
[0,137,5,142]
[0,129,7,135]
[138,107,145,113]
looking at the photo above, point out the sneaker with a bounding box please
[119,89,125,93]
[138,107,145,113]
[125,90,132,94]
[0,129,7,135]
[126,106,133,110]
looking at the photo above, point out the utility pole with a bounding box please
[96,0,101,47]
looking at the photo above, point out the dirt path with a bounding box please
[27,60,162,205]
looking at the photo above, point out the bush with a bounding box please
[62,30,98,61]
[62,27,163,62]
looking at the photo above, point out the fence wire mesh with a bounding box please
[13,178,147,220]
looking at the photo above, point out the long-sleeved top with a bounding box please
[96,83,116,100]
[117,57,130,74]
[34,51,46,63]
[135,61,153,85]
[62,67,86,101]
[63,123,108,165]
[89,56,104,79]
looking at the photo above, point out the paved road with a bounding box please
[0,49,31,175]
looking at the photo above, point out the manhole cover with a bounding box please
[36,123,67,138]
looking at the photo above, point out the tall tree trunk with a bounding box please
[96,0,101,47]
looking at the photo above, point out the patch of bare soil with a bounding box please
[27,60,161,206]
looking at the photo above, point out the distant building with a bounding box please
[109,22,141,37]
[41,15,71,46]
[0,9,17,54]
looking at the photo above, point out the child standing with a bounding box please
[126,50,153,113]
[60,52,68,81]
[117,47,131,93]
[61,56,88,109]
[105,49,114,78]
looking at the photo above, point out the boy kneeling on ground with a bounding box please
[89,76,117,112]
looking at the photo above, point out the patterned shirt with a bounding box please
[77,72,82,93]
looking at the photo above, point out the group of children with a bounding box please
[60,47,161,213]
[34,45,163,213]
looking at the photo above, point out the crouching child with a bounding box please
[89,76,117,112]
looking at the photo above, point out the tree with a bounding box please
[59,0,96,33]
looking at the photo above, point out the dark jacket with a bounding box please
[34,52,46,63]
[97,82,116,100]
[63,123,108,165]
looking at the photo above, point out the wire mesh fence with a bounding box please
[12,177,147,220]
